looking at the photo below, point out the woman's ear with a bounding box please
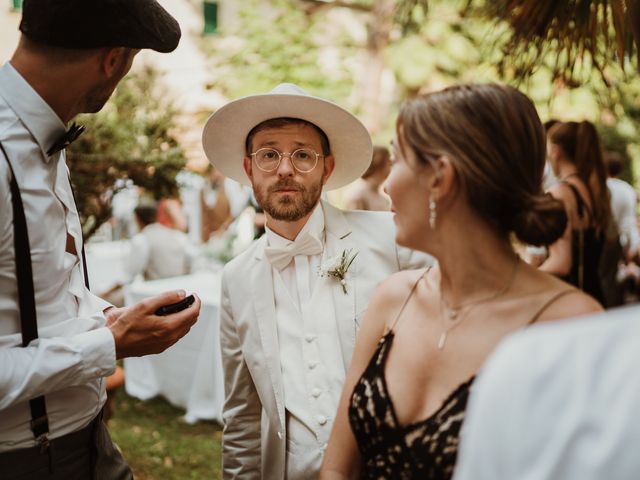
[430,156,456,201]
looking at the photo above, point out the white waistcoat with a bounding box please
[273,256,345,448]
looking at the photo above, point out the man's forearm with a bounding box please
[0,327,115,410]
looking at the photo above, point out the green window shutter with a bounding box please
[203,0,218,35]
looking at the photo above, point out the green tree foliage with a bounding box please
[66,67,186,239]
[205,1,639,183]
[395,0,640,85]
[385,1,640,183]
[201,0,355,105]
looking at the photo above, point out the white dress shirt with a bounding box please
[267,204,346,476]
[454,306,640,480]
[608,177,639,254]
[0,62,115,452]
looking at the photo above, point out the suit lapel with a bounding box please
[322,201,358,371]
[251,237,286,429]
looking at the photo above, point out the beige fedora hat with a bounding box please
[201,83,373,191]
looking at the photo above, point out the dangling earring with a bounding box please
[429,194,437,229]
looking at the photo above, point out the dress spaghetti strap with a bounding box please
[388,268,430,334]
[527,289,575,326]
[561,180,592,222]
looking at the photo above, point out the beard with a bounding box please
[254,177,323,222]
[84,84,114,113]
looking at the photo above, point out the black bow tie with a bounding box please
[47,123,85,156]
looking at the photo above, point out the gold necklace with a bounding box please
[437,258,520,350]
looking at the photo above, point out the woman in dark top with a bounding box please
[320,84,602,480]
[540,121,612,306]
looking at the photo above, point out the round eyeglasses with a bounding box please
[250,147,322,173]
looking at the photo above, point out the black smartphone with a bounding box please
[154,294,195,316]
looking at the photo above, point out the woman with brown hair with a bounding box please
[343,145,392,211]
[320,84,602,479]
[541,120,612,305]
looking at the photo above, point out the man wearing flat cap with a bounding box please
[0,1,202,479]
[203,84,431,479]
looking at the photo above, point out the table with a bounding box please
[85,240,131,294]
[123,271,224,423]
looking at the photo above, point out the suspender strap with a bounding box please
[0,142,51,449]
[81,245,90,290]
[1,144,38,345]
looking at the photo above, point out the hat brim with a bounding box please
[202,93,373,191]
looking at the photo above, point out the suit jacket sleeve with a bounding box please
[220,271,262,480]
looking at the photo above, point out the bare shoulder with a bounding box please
[536,288,603,324]
[365,269,429,330]
[547,182,573,204]
[374,269,427,303]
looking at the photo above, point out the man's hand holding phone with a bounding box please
[107,290,201,359]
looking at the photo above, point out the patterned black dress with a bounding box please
[346,271,571,479]
[348,330,473,479]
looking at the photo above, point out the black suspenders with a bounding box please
[0,141,90,456]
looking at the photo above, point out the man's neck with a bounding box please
[10,55,83,124]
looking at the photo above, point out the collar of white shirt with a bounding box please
[0,62,67,162]
[265,202,325,250]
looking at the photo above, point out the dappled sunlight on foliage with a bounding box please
[67,67,186,239]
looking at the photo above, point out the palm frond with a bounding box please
[477,0,639,85]
[394,0,639,85]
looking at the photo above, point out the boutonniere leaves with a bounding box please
[318,249,358,294]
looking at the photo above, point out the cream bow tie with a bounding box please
[264,232,323,270]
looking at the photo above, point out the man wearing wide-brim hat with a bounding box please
[0,1,203,479]
[203,83,430,479]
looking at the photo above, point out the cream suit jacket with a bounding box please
[220,201,431,479]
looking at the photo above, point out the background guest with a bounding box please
[157,196,188,232]
[606,151,640,302]
[606,151,639,262]
[321,84,601,480]
[542,119,560,189]
[126,202,197,281]
[540,120,613,306]
[343,145,391,211]
[200,164,253,242]
[200,165,233,242]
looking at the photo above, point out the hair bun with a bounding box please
[511,193,567,246]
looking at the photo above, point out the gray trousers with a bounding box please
[0,414,132,480]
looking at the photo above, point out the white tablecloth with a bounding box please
[85,240,130,293]
[123,271,224,423]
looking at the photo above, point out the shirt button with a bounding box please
[311,388,321,398]
[277,431,283,439]
[305,334,315,343]
[308,361,318,370]
[317,415,327,426]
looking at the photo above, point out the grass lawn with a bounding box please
[108,389,223,479]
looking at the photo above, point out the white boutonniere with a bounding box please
[318,249,358,294]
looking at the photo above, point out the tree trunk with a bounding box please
[360,0,395,135]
